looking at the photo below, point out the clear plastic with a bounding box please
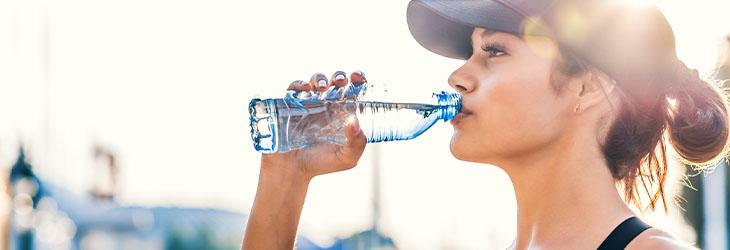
[248,91,461,153]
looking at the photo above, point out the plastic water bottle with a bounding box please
[248,91,461,153]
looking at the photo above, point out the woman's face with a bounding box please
[448,27,576,165]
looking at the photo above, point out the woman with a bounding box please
[243,0,729,249]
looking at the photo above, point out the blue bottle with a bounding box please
[248,91,461,153]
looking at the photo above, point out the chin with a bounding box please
[449,134,475,162]
[449,133,497,164]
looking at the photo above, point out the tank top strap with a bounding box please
[597,216,651,250]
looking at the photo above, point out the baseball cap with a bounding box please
[406,0,678,85]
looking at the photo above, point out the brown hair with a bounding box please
[552,49,730,212]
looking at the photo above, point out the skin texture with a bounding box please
[242,28,693,249]
[287,80,312,92]
[350,70,366,85]
[330,71,349,87]
[310,73,330,93]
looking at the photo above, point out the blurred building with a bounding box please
[89,145,118,202]
[4,147,393,250]
[2,146,356,250]
[326,228,397,250]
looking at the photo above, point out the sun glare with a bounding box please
[619,0,658,7]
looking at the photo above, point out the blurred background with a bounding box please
[0,0,729,249]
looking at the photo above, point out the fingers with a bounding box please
[310,73,329,92]
[291,71,363,91]
[350,70,366,85]
[330,71,348,87]
[289,70,365,102]
[288,80,306,91]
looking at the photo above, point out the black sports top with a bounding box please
[597,217,651,250]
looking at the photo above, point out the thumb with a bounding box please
[337,117,366,165]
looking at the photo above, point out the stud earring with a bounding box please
[574,103,581,113]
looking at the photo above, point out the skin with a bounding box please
[330,71,349,88]
[311,73,330,93]
[242,28,695,249]
[287,80,312,92]
[350,70,366,85]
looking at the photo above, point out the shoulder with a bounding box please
[626,228,698,250]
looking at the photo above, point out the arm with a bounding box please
[242,157,311,250]
[242,121,366,250]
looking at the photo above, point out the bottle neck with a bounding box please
[434,91,461,121]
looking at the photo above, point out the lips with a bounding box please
[451,106,472,126]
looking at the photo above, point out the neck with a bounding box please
[502,130,634,249]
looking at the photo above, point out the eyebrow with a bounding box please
[480,29,498,37]
[470,28,500,48]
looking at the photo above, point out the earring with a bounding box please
[574,103,581,113]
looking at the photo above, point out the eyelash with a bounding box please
[481,43,507,58]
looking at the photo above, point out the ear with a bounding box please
[574,70,616,113]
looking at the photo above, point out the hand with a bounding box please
[245,71,367,250]
[262,119,366,179]
[261,71,368,180]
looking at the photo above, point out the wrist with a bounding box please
[260,154,313,185]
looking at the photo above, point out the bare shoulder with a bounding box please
[626,228,698,250]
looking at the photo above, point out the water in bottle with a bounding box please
[248,91,461,153]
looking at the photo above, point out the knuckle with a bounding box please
[349,157,361,168]
[345,161,357,169]
[288,80,305,89]
[341,157,358,169]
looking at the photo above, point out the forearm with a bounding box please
[242,158,311,250]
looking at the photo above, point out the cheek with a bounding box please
[451,63,566,162]
[450,77,524,162]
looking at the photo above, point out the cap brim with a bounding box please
[407,0,524,60]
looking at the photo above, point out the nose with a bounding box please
[448,60,478,94]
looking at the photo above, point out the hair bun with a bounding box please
[666,61,729,164]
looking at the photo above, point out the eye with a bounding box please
[481,43,507,58]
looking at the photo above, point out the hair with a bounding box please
[551,48,730,212]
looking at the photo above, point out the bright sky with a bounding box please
[1,0,729,249]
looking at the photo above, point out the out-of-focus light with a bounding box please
[521,16,559,60]
[549,3,589,48]
[37,197,58,212]
[80,230,116,250]
[524,34,559,61]
[34,197,77,249]
[666,97,678,120]
[618,0,658,7]
[13,193,33,216]
[33,210,54,229]
[58,214,78,242]
[14,178,38,196]
[12,194,34,231]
